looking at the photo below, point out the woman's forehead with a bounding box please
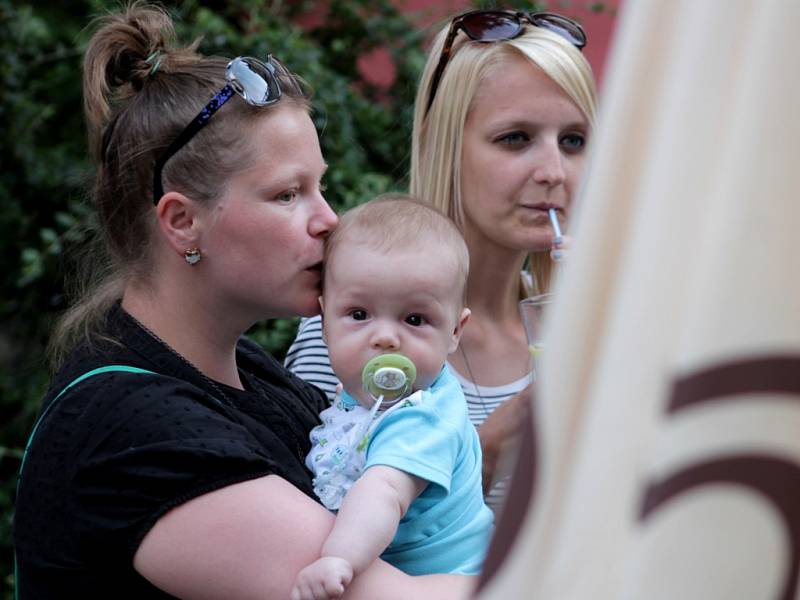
[235,108,322,176]
[470,63,581,123]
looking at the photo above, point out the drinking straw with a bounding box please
[548,208,563,244]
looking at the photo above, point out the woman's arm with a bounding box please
[134,474,472,600]
[478,386,530,493]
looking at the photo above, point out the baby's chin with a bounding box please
[342,384,373,408]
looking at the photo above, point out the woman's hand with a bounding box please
[550,234,573,263]
[477,386,531,493]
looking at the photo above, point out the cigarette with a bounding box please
[548,208,563,244]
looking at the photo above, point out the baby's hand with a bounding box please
[291,556,354,600]
[551,234,573,263]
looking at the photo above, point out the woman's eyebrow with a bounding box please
[489,117,589,131]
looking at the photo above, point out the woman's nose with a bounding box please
[532,140,566,187]
[309,195,339,238]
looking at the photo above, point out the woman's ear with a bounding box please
[448,307,471,354]
[156,192,202,258]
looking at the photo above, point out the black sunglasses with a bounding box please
[152,55,301,205]
[425,10,587,116]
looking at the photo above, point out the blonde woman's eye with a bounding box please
[497,131,529,146]
[560,133,586,153]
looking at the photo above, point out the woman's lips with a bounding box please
[522,203,561,212]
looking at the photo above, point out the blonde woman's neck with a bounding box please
[454,246,531,386]
[465,246,527,321]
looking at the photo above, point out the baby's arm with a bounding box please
[324,465,427,573]
[291,465,427,600]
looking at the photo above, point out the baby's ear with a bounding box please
[448,307,471,354]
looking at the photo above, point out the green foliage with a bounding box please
[0,0,426,595]
[0,0,607,592]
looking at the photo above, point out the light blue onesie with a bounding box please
[306,365,494,575]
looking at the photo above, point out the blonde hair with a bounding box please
[48,2,310,367]
[324,193,470,305]
[410,20,597,296]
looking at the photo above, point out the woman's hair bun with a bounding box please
[83,0,198,156]
[83,2,182,145]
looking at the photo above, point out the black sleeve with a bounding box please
[67,375,280,565]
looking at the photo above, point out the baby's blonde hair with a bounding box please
[324,193,470,305]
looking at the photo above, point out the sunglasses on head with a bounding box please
[152,54,301,205]
[425,10,587,116]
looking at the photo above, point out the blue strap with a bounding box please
[19,365,157,478]
[15,365,156,599]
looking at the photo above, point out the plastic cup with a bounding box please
[518,293,553,361]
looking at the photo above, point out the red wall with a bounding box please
[357,1,622,91]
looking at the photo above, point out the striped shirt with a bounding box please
[284,315,532,513]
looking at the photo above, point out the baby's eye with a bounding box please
[349,309,368,321]
[405,314,426,327]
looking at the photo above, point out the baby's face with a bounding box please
[321,241,468,406]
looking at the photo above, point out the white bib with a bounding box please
[306,390,423,510]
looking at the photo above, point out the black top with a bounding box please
[13,304,327,598]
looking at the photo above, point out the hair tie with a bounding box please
[145,51,162,76]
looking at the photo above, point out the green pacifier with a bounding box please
[361,354,417,402]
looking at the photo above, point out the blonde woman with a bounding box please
[287,9,597,513]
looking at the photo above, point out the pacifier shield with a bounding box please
[361,354,417,401]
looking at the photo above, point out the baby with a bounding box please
[291,195,493,600]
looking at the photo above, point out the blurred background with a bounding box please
[0,0,617,595]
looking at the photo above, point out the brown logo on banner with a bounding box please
[640,355,800,600]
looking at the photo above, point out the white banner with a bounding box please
[477,1,800,598]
